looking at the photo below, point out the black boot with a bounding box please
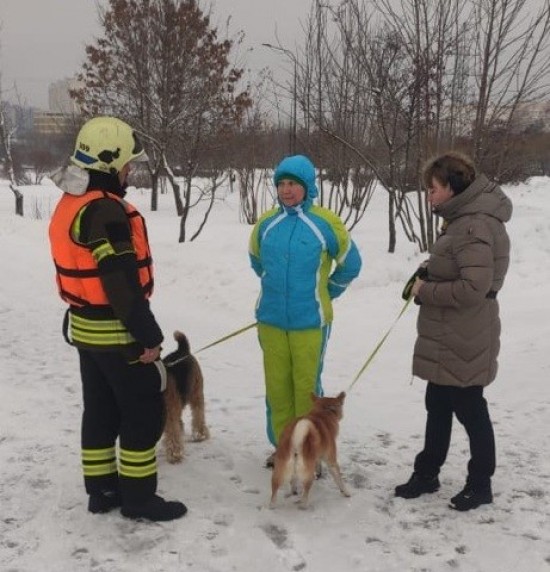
[395,473,440,499]
[121,494,187,521]
[450,483,492,511]
[88,490,122,514]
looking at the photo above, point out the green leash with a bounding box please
[194,322,257,355]
[165,297,411,385]
[164,322,257,367]
[346,297,412,393]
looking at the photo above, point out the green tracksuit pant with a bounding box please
[258,322,330,446]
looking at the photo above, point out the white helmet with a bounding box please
[70,116,148,174]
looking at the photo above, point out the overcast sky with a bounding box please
[3,0,547,111]
[0,0,311,110]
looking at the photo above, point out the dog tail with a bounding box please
[173,330,191,355]
[290,419,312,480]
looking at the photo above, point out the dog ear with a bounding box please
[337,391,346,402]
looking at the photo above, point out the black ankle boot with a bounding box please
[88,490,122,514]
[450,483,493,511]
[121,494,187,521]
[395,472,440,499]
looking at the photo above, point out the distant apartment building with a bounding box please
[24,77,83,137]
[32,111,75,136]
[48,77,82,115]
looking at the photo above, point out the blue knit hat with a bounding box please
[273,155,318,199]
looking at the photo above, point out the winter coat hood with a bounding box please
[50,165,127,198]
[435,174,513,224]
[273,155,319,205]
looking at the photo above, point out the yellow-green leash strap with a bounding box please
[194,322,257,355]
[346,297,412,393]
[164,322,257,367]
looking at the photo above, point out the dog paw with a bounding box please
[166,452,183,464]
[192,429,210,442]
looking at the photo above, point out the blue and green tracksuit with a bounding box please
[249,156,362,445]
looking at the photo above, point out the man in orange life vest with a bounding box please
[48,117,186,521]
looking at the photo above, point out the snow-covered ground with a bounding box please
[0,174,548,572]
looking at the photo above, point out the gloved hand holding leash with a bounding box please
[402,263,429,303]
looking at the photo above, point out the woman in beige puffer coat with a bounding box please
[395,151,512,512]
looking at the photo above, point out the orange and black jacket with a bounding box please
[49,172,163,359]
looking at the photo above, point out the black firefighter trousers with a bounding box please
[414,382,496,489]
[78,349,165,505]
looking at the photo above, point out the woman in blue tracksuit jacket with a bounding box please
[249,154,362,458]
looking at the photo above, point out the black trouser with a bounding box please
[414,382,495,489]
[78,349,165,504]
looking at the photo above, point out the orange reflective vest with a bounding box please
[49,189,154,307]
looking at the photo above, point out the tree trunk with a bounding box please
[11,184,24,217]
[388,191,396,253]
[150,170,159,211]
[178,174,193,242]
[1,106,23,216]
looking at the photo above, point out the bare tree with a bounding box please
[469,0,550,177]
[289,0,451,249]
[276,0,550,252]
[264,3,377,233]
[0,101,23,215]
[72,0,251,241]
[365,0,465,250]
[227,72,279,224]
[0,26,23,216]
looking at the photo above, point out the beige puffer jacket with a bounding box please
[412,174,512,387]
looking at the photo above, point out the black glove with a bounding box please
[402,266,428,301]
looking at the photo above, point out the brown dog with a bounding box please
[161,331,209,463]
[270,391,350,509]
